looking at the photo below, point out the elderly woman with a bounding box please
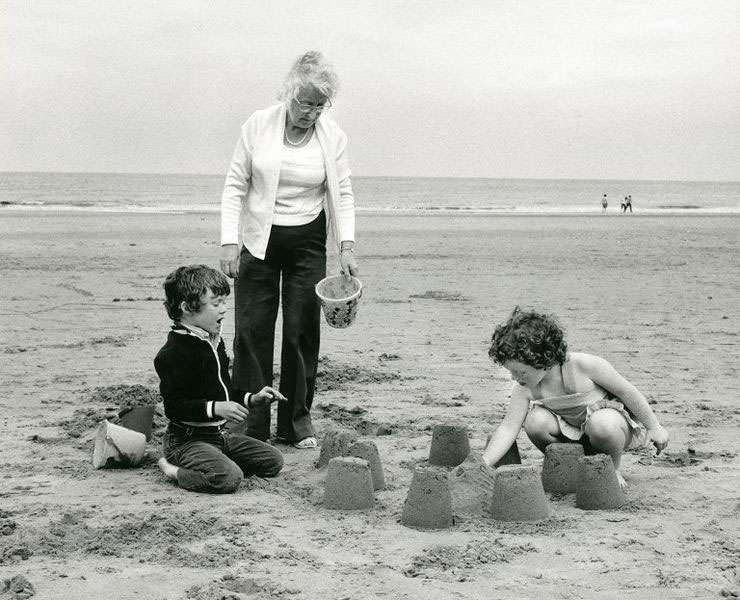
[219,51,358,449]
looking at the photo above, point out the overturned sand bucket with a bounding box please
[429,423,470,467]
[315,275,363,329]
[324,457,375,510]
[401,466,454,530]
[541,443,585,494]
[92,419,146,469]
[119,405,156,441]
[575,455,625,510]
[489,465,551,521]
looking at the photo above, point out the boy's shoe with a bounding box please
[293,436,318,449]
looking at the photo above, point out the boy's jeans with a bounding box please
[162,424,283,494]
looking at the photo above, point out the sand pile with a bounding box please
[58,384,165,443]
[1,574,35,599]
[449,452,496,518]
[404,538,538,579]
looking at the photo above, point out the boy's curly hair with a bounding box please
[163,265,230,321]
[488,307,567,369]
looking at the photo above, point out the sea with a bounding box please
[1,172,739,215]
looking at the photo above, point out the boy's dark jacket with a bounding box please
[154,326,244,423]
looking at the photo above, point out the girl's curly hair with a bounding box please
[488,307,567,369]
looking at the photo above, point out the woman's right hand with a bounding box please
[220,244,240,279]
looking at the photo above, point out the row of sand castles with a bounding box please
[319,423,624,529]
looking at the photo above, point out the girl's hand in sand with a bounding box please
[251,386,287,407]
[647,424,669,454]
[214,401,249,423]
[220,244,240,279]
[339,248,359,281]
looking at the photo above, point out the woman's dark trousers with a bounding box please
[233,212,326,443]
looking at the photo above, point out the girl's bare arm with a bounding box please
[576,353,669,452]
[482,385,530,467]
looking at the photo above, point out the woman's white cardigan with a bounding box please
[220,103,355,260]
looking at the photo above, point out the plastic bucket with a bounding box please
[119,405,156,441]
[92,419,147,469]
[315,275,363,329]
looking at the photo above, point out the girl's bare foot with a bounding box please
[615,470,627,490]
[157,457,179,480]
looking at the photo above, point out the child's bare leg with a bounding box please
[157,457,179,481]
[584,408,631,488]
[523,407,562,453]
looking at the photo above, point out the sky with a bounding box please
[2,1,739,180]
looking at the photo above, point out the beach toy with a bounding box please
[92,419,146,469]
[449,452,497,518]
[401,466,454,530]
[315,428,358,468]
[348,440,386,491]
[323,457,375,510]
[575,455,625,510]
[489,465,551,521]
[119,405,156,441]
[429,423,470,467]
[315,275,363,329]
[541,443,584,494]
[485,434,522,467]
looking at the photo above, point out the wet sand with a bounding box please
[1,210,738,599]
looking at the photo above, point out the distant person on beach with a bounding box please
[154,265,285,493]
[482,307,669,488]
[219,51,358,450]
[601,194,608,211]
[625,195,633,212]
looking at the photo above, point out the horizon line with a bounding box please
[0,170,738,185]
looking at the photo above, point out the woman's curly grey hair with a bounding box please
[278,51,339,102]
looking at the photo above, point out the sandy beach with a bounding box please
[1,210,738,599]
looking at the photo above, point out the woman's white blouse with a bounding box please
[273,133,327,226]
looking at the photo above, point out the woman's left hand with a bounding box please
[340,248,359,280]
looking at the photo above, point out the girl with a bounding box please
[482,307,669,487]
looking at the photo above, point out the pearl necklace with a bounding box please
[284,126,312,147]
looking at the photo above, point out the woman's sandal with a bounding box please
[293,436,318,449]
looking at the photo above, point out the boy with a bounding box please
[154,265,285,493]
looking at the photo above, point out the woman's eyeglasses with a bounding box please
[294,98,332,114]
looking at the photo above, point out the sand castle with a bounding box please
[575,455,625,510]
[347,440,385,491]
[489,465,551,521]
[541,443,585,494]
[428,423,470,467]
[401,466,454,529]
[323,457,375,510]
[316,428,358,468]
